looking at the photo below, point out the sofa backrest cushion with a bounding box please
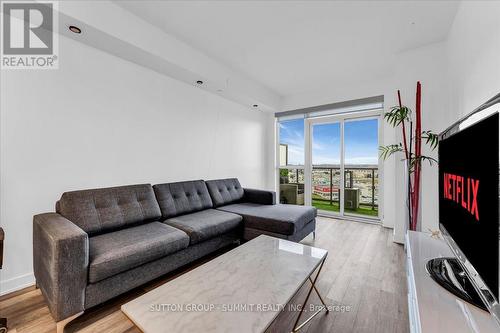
[153,180,213,219]
[56,184,161,235]
[205,178,244,207]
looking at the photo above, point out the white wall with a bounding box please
[0,34,274,294]
[283,41,450,241]
[446,1,500,120]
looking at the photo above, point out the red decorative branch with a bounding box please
[383,83,437,231]
[411,81,422,231]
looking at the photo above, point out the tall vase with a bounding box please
[393,161,410,244]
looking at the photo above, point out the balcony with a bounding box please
[279,166,379,218]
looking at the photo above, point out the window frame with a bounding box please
[275,106,384,223]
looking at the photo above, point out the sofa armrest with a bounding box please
[33,213,89,321]
[243,188,276,205]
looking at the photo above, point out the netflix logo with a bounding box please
[443,172,480,221]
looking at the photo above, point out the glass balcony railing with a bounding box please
[279,166,379,218]
[279,168,305,205]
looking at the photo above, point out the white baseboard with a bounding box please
[0,272,35,296]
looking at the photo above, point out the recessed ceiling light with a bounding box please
[253,104,258,108]
[69,25,82,34]
[196,80,203,85]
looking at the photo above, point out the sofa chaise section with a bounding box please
[205,178,316,242]
[217,203,317,242]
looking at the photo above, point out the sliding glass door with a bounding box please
[310,122,342,214]
[343,118,379,218]
[305,112,381,220]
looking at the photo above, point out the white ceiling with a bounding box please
[116,1,459,97]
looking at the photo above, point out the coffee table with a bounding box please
[121,235,329,333]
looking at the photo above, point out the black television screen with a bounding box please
[439,112,499,300]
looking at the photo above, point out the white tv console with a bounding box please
[406,231,500,332]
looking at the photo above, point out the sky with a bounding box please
[279,118,378,165]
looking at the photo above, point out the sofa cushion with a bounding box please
[153,180,213,219]
[164,209,242,245]
[217,203,316,235]
[205,178,244,207]
[57,184,161,236]
[88,222,189,283]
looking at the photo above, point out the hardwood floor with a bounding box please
[0,218,408,333]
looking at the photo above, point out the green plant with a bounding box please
[279,169,289,177]
[381,108,439,164]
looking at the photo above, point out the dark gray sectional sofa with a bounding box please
[33,178,316,324]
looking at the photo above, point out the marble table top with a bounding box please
[121,235,328,333]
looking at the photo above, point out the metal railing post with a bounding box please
[371,169,375,210]
[329,168,333,206]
